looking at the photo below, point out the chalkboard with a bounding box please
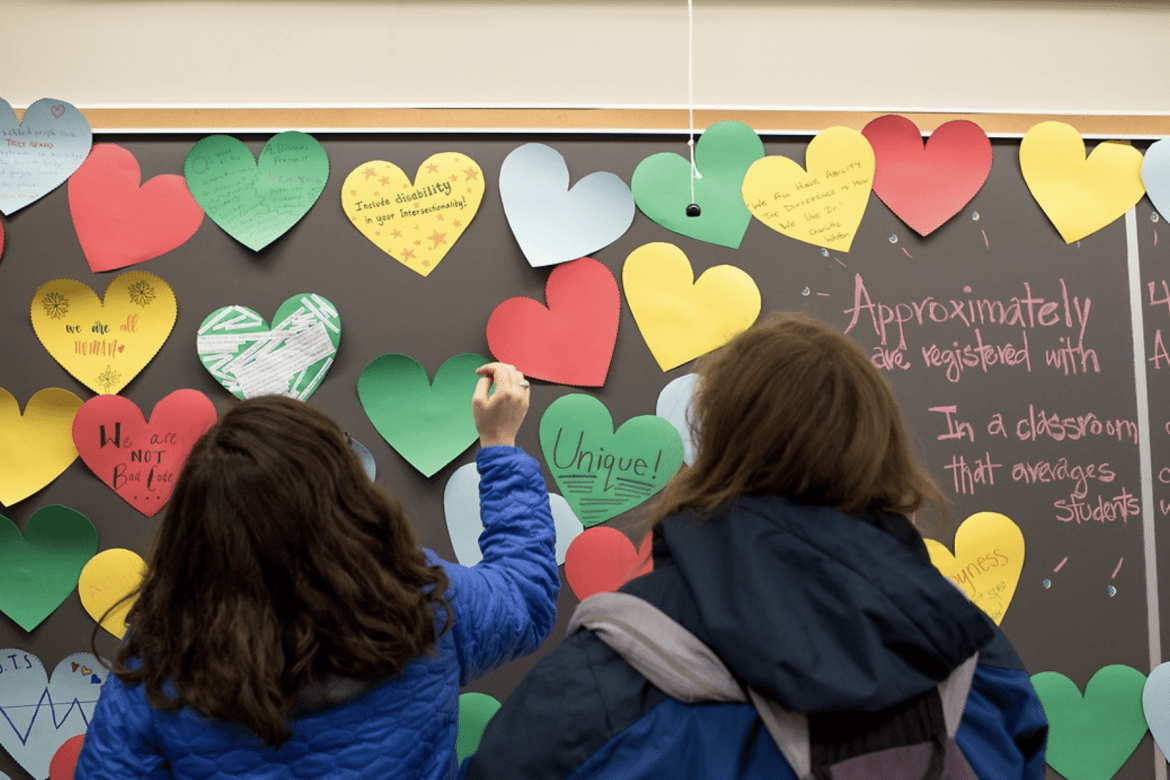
[0,130,1163,780]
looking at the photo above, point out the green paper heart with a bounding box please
[358,353,487,478]
[0,505,98,631]
[1032,665,1148,780]
[184,131,329,251]
[631,121,764,249]
[539,393,683,526]
[456,692,501,765]
[196,293,341,400]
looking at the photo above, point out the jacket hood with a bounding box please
[623,496,994,714]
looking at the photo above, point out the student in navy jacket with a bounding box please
[464,313,1047,780]
[75,363,559,780]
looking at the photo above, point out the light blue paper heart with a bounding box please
[500,143,634,267]
[444,462,581,566]
[656,373,699,465]
[0,97,93,215]
[1142,139,1170,220]
[1143,661,1170,759]
[0,650,106,779]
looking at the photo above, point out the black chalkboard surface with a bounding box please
[0,131,1162,780]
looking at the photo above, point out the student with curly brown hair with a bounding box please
[75,362,558,780]
[464,313,1048,780]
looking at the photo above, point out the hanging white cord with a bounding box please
[688,0,700,203]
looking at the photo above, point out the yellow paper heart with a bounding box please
[0,387,83,506]
[79,548,146,639]
[1019,121,1145,244]
[341,153,484,277]
[30,271,177,395]
[742,126,875,252]
[924,511,1024,625]
[623,242,761,371]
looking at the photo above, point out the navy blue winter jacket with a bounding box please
[463,496,1048,780]
[74,446,559,780]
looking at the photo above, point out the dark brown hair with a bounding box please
[109,395,450,746]
[652,311,945,525]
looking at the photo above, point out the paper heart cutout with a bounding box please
[564,527,653,601]
[1141,139,1170,221]
[1144,661,1170,762]
[623,242,761,371]
[539,393,683,526]
[71,389,217,517]
[742,126,875,252]
[631,121,764,248]
[0,387,83,506]
[341,153,484,277]
[78,548,146,639]
[1033,665,1147,780]
[0,97,92,216]
[49,734,86,780]
[197,293,341,400]
[358,353,487,477]
[486,257,620,387]
[924,511,1023,625]
[655,373,699,465]
[1020,121,1145,244]
[31,271,177,395]
[0,506,98,631]
[68,143,204,273]
[443,462,582,567]
[0,218,5,259]
[500,143,634,267]
[861,115,992,236]
[184,131,329,251]
[0,650,105,779]
[457,692,502,765]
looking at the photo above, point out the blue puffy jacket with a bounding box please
[463,496,1048,780]
[74,446,559,780]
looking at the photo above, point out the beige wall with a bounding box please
[3,1,1169,114]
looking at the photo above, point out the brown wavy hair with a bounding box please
[652,311,945,526]
[107,395,450,746]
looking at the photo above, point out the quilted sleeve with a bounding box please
[73,673,172,780]
[439,446,559,684]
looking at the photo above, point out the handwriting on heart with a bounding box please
[500,143,634,267]
[31,271,177,395]
[742,126,875,252]
[0,97,92,216]
[72,390,217,517]
[924,511,1024,625]
[1032,665,1147,780]
[443,462,582,566]
[342,153,484,277]
[0,387,83,507]
[79,548,146,639]
[487,257,620,387]
[0,650,106,779]
[1020,121,1145,244]
[197,293,341,400]
[184,131,329,251]
[358,353,487,477]
[861,115,992,237]
[69,143,204,272]
[623,242,760,371]
[0,506,98,631]
[564,527,654,601]
[539,393,683,526]
[631,121,765,248]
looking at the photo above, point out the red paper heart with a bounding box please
[862,115,992,237]
[49,734,85,780]
[486,257,620,387]
[71,389,217,517]
[564,526,653,600]
[0,217,5,259]
[68,143,204,273]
